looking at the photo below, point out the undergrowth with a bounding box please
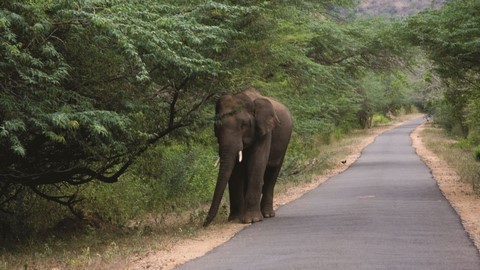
[421,124,480,192]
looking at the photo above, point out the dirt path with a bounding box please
[126,116,480,270]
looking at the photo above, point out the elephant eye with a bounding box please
[240,119,251,130]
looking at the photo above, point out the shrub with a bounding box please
[473,145,480,162]
[372,113,390,126]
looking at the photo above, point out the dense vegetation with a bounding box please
[1,0,255,236]
[405,0,480,158]
[3,0,477,253]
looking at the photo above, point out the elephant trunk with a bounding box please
[203,149,238,227]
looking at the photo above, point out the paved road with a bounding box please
[177,118,480,270]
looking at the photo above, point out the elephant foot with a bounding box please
[228,213,241,223]
[262,208,276,218]
[241,211,264,224]
[261,202,275,218]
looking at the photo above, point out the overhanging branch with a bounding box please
[0,72,215,213]
[29,185,84,219]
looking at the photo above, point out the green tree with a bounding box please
[406,0,480,137]
[0,0,254,213]
[227,2,415,133]
[0,0,423,238]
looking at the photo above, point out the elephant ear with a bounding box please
[254,98,279,137]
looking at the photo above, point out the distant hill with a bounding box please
[357,0,446,16]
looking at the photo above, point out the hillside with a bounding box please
[357,0,446,16]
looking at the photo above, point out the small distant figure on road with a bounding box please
[425,114,432,122]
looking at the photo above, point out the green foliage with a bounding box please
[75,136,219,225]
[473,145,480,162]
[372,113,390,126]
[406,0,480,153]
[1,0,423,248]
[407,0,480,80]
[228,3,415,133]
[0,0,254,212]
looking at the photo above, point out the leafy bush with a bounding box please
[372,114,390,126]
[76,132,218,226]
[473,146,480,162]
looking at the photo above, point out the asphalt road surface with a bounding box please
[177,118,480,270]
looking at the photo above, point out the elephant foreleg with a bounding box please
[228,163,246,222]
[243,166,264,223]
[243,138,272,223]
[261,166,281,218]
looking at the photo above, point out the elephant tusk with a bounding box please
[214,157,220,167]
[238,151,243,163]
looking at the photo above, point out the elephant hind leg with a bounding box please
[261,166,281,218]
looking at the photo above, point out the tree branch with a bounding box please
[0,184,24,211]
[29,185,84,219]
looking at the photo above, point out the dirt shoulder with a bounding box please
[411,123,480,251]
[125,114,424,270]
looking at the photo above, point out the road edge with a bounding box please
[411,123,480,252]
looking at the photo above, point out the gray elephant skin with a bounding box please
[204,88,293,226]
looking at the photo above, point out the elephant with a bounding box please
[203,88,293,226]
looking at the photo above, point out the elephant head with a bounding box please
[203,92,279,226]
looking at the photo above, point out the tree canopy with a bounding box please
[0,0,254,209]
[406,0,480,138]
[1,0,424,232]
